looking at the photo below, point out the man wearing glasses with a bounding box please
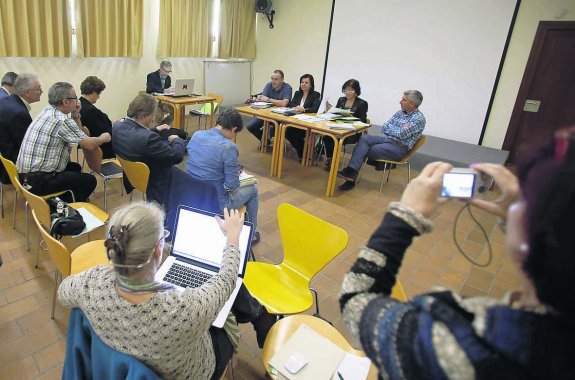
[146,60,176,127]
[16,82,111,202]
[246,69,293,146]
[0,73,41,183]
[337,90,426,191]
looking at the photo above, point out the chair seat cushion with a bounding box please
[244,262,314,314]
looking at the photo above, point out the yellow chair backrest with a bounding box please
[277,203,348,281]
[403,135,427,162]
[116,157,150,194]
[31,209,72,277]
[16,177,52,228]
[201,92,224,115]
[0,154,19,189]
[391,280,407,301]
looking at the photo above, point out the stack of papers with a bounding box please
[251,101,273,109]
[327,123,356,130]
[271,107,292,114]
[316,113,341,121]
[292,114,324,123]
[329,107,354,115]
[239,171,257,187]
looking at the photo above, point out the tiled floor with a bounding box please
[0,117,520,379]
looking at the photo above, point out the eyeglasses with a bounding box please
[555,126,575,163]
[342,89,355,94]
[66,97,78,100]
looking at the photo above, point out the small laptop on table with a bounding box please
[163,79,198,97]
[155,205,254,327]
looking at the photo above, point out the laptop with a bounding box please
[164,79,196,97]
[155,205,253,327]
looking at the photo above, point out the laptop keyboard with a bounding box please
[164,263,213,288]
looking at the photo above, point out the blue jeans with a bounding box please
[348,134,406,171]
[226,183,259,231]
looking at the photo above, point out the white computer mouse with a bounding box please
[284,352,309,374]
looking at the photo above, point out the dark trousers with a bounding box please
[20,162,97,202]
[285,128,306,159]
[323,132,362,159]
[209,327,234,380]
[247,118,264,141]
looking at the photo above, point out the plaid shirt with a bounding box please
[381,109,426,149]
[17,105,85,173]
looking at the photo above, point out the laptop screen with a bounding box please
[170,206,253,275]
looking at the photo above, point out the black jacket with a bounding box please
[288,90,322,113]
[79,97,115,159]
[335,96,368,123]
[146,70,171,94]
[0,95,32,183]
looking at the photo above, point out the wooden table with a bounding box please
[153,95,216,130]
[236,106,369,196]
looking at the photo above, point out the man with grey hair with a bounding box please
[337,90,426,191]
[146,60,176,126]
[0,71,18,99]
[0,73,43,183]
[16,82,111,202]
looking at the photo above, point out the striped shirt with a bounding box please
[17,105,85,173]
[381,109,426,150]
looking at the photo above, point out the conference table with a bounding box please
[153,94,216,130]
[235,106,369,197]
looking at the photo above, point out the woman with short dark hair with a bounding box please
[340,128,575,379]
[79,76,115,158]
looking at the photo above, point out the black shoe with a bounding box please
[337,180,356,191]
[253,308,277,348]
[337,167,358,181]
[252,231,261,245]
[323,158,332,171]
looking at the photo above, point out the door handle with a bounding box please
[523,100,541,113]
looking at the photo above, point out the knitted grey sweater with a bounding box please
[58,245,240,380]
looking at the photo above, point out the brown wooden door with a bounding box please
[503,21,575,164]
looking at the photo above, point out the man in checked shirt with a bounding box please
[337,90,426,191]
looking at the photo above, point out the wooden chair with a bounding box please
[188,92,223,131]
[31,210,107,318]
[243,203,348,318]
[116,157,150,202]
[365,135,427,196]
[0,154,75,249]
[262,315,378,379]
[17,176,109,267]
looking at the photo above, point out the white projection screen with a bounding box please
[322,0,518,144]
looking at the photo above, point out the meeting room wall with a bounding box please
[253,0,575,149]
[0,0,205,122]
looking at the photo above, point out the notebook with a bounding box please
[155,205,254,327]
[164,79,197,97]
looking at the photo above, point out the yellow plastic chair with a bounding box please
[243,203,348,317]
[262,315,379,379]
[391,280,407,301]
[116,157,150,202]
[16,175,108,267]
[189,92,223,130]
[364,135,427,196]
[0,154,75,249]
[31,209,107,319]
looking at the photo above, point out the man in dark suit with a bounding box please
[0,73,43,183]
[146,61,176,127]
[112,93,185,205]
[0,72,18,99]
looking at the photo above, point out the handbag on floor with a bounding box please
[47,197,86,239]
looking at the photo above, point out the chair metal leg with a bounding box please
[51,270,60,319]
[25,201,30,251]
[12,191,17,229]
[386,163,392,183]
[310,287,320,316]
[379,168,386,196]
[407,163,411,182]
[103,179,108,212]
[35,237,43,268]
[1,184,4,219]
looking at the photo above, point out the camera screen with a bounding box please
[442,173,476,198]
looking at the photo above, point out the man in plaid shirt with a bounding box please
[17,82,111,202]
[337,90,426,191]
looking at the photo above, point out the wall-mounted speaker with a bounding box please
[255,0,273,14]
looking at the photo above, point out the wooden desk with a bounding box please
[262,315,378,380]
[153,95,216,130]
[235,106,369,196]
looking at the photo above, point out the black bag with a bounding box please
[46,197,86,239]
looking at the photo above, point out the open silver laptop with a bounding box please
[155,205,253,327]
[164,79,196,97]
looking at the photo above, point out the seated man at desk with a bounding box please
[113,93,186,205]
[246,69,293,147]
[337,90,426,191]
[187,109,261,244]
[146,60,175,126]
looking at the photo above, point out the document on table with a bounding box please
[73,207,106,237]
[331,353,371,380]
[271,107,292,114]
[329,107,354,115]
[291,114,324,123]
[251,101,273,109]
[327,123,356,130]
[316,113,341,121]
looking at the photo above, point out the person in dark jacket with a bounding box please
[341,129,575,379]
[284,74,321,160]
[79,76,115,159]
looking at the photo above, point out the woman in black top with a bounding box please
[79,76,115,159]
[323,78,368,170]
[284,74,321,160]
